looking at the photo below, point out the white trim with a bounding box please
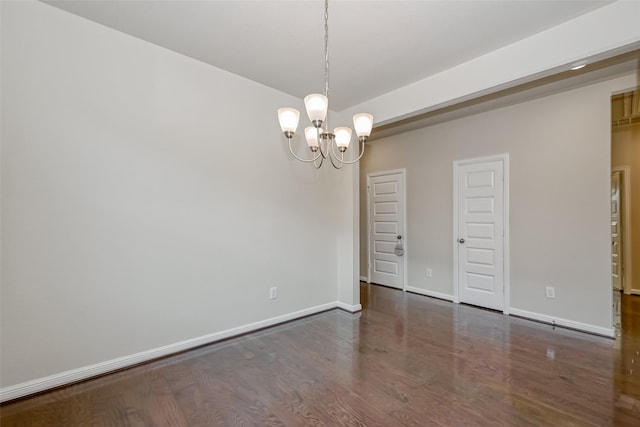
[452,157,460,302]
[366,168,408,291]
[366,174,372,283]
[337,302,363,312]
[453,153,510,313]
[401,170,408,291]
[503,155,511,315]
[406,285,454,302]
[612,166,635,295]
[509,308,615,338]
[359,276,368,283]
[0,301,340,403]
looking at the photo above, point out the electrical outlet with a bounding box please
[269,287,278,299]
[545,286,555,299]
[426,268,433,278]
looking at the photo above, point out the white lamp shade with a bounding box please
[334,127,352,149]
[304,126,319,149]
[304,94,328,123]
[353,113,373,137]
[277,108,300,134]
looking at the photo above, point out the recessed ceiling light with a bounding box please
[570,60,588,71]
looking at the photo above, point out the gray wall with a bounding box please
[361,73,637,332]
[1,1,355,390]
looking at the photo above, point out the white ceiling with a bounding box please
[44,0,614,112]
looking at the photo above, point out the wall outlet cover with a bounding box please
[545,286,555,299]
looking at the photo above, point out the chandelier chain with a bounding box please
[324,0,329,100]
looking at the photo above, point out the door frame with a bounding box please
[453,153,510,314]
[613,165,633,295]
[366,168,408,290]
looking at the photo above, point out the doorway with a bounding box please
[611,88,639,335]
[453,154,510,312]
[366,169,407,289]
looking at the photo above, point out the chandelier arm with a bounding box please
[328,138,343,162]
[318,128,329,159]
[314,154,324,169]
[328,149,344,169]
[288,138,321,163]
[331,138,366,165]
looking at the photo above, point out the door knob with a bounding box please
[458,238,465,244]
[395,235,404,256]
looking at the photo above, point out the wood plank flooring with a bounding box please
[2,284,640,426]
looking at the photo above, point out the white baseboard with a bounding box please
[359,276,368,282]
[337,302,362,312]
[0,301,340,403]
[405,286,454,302]
[404,288,613,338]
[509,307,615,338]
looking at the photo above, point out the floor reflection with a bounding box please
[360,282,640,425]
[616,292,640,416]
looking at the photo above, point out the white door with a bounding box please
[455,159,505,311]
[611,171,623,291]
[368,171,405,289]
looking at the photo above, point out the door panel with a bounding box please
[369,171,405,289]
[457,160,504,311]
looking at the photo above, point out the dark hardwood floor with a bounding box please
[2,283,640,426]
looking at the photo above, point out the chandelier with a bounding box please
[277,0,373,169]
